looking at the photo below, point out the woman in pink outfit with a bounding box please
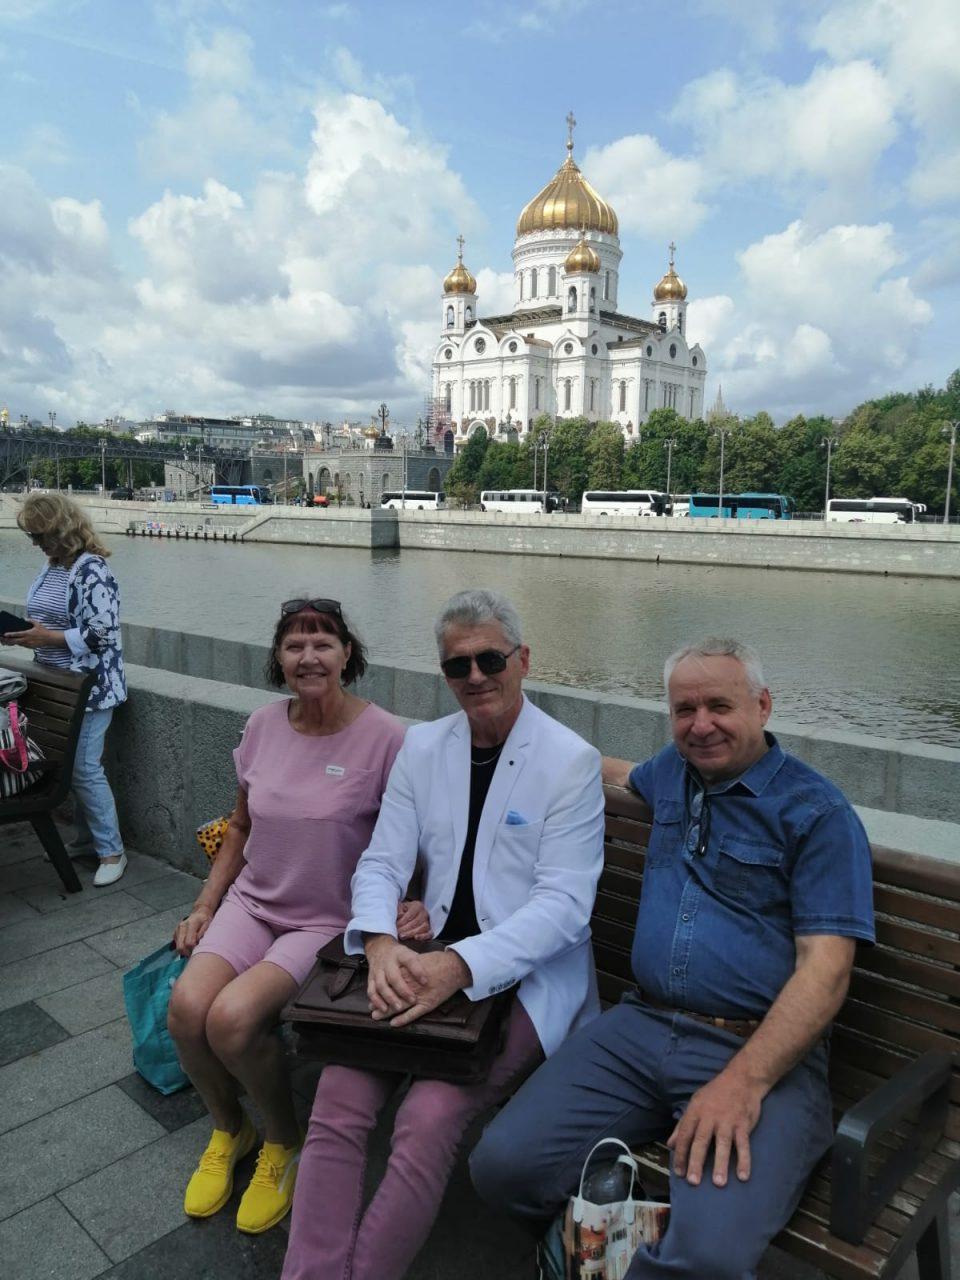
[167,598,428,1236]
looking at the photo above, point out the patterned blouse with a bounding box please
[26,553,127,712]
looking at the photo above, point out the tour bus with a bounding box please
[672,494,691,517]
[380,491,446,511]
[479,489,561,514]
[209,484,271,506]
[826,497,918,524]
[688,492,794,519]
[580,489,673,517]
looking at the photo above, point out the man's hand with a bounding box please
[396,899,433,941]
[386,949,473,1028]
[364,934,431,1018]
[173,906,214,957]
[667,1065,765,1187]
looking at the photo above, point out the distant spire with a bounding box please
[708,383,729,421]
[566,109,577,156]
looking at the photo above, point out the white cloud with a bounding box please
[582,135,709,239]
[672,61,898,202]
[690,219,932,416]
[184,26,253,84]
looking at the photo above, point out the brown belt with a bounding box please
[637,990,761,1039]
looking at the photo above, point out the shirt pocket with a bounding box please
[715,834,787,911]
[492,817,545,873]
[646,799,684,867]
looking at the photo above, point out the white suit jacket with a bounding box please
[345,695,605,1057]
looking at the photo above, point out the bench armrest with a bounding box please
[829,1049,952,1244]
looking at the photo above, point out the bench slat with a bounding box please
[853,947,960,1001]
[873,884,960,931]
[873,917,960,965]
[845,971,960,1036]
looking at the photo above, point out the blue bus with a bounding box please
[688,492,794,520]
[209,485,272,506]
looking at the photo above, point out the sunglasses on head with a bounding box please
[440,644,520,680]
[281,598,342,617]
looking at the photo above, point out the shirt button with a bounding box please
[681,913,690,922]
[672,967,681,975]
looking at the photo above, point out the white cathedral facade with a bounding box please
[432,120,707,446]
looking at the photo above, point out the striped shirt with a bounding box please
[26,567,74,669]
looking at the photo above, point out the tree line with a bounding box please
[444,370,960,516]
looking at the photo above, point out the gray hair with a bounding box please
[663,637,767,697]
[434,589,523,654]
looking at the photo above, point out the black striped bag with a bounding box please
[0,669,45,798]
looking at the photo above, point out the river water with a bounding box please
[1,530,957,746]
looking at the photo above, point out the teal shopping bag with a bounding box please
[122,943,189,1095]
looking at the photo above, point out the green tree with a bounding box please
[445,428,489,504]
[585,421,624,489]
[831,431,898,497]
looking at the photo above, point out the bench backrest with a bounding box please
[597,785,960,1128]
[18,667,93,792]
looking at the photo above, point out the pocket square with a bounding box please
[505,810,528,826]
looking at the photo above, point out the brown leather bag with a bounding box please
[282,935,515,1084]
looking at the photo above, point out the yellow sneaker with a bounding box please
[236,1140,302,1234]
[183,1115,257,1218]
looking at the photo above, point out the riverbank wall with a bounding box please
[4,606,957,830]
[3,492,959,577]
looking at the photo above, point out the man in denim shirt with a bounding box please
[471,637,874,1278]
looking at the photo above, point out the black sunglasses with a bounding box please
[685,775,711,858]
[281,598,342,617]
[440,644,521,680]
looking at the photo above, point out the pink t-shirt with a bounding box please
[227,698,406,932]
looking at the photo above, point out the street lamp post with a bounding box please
[99,438,107,495]
[821,436,839,519]
[538,432,551,510]
[532,434,538,492]
[715,429,730,517]
[944,421,959,525]
[663,437,677,497]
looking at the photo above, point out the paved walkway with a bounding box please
[0,822,950,1279]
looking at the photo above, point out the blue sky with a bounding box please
[1,0,958,427]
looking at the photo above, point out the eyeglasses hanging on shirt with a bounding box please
[685,772,712,858]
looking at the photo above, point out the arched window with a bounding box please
[548,265,556,295]
[678,312,683,333]
[564,379,572,411]
[519,274,524,300]
[427,467,441,492]
[589,286,596,311]
[483,380,490,411]
[465,305,473,323]
[589,380,596,412]
[509,377,517,409]
[619,380,627,412]
[530,268,538,298]
[567,285,577,312]
[658,312,667,332]
[444,384,452,411]
[604,271,611,300]
[534,378,541,410]
[446,305,454,328]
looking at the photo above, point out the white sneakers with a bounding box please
[93,853,128,887]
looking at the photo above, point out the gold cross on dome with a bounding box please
[566,110,577,152]
[668,241,677,268]
[456,233,465,261]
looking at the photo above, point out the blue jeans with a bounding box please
[71,708,124,860]
[470,993,834,1279]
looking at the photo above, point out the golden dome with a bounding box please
[653,244,687,300]
[443,236,476,294]
[564,235,600,274]
[516,123,618,237]
[363,426,381,438]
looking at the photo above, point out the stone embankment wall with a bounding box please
[3,493,959,575]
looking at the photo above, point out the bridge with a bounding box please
[0,429,252,489]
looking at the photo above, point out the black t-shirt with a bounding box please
[438,742,504,943]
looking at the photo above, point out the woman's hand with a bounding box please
[0,621,63,649]
[396,899,433,941]
[173,906,214,957]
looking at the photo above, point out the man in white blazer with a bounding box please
[282,588,605,1280]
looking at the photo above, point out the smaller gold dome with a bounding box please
[564,235,600,274]
[443,236,477,295]
[653,244,687,301]
[363,426,380,438]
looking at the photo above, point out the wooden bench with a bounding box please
[0,664,94,894]
[596,784,960,1280]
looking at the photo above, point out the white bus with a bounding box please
[380,491,446,511]
[479,489,559,514]
[826,497,918,525]
[580,489,671,516]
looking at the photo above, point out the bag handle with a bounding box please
[0,702,29,774]
[573,1136,641,1216]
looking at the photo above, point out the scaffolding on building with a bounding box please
[424,395,452,452]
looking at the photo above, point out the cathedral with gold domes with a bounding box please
[433,116,706,445]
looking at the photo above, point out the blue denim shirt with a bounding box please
[628,734,875,1019]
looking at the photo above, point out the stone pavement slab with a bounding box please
[0,890,39,926]
[0,939,116,1014]
[0,1085,164,1219]
[0,891,153,965]
[0,1017,134,1134]
[96,1208,289,1279]
[0,1196,110,1280]
[84,904,191,968]
[0,1000,70,1067]
[123,867,200,912]
[13,849,179,913]
[59,1115,221,1263]
[36,968,127,1036]
[115,1072,208,1133]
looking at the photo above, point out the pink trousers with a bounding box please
[281,1000,543,1280]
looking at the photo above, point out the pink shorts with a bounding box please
[192,895,339,986]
